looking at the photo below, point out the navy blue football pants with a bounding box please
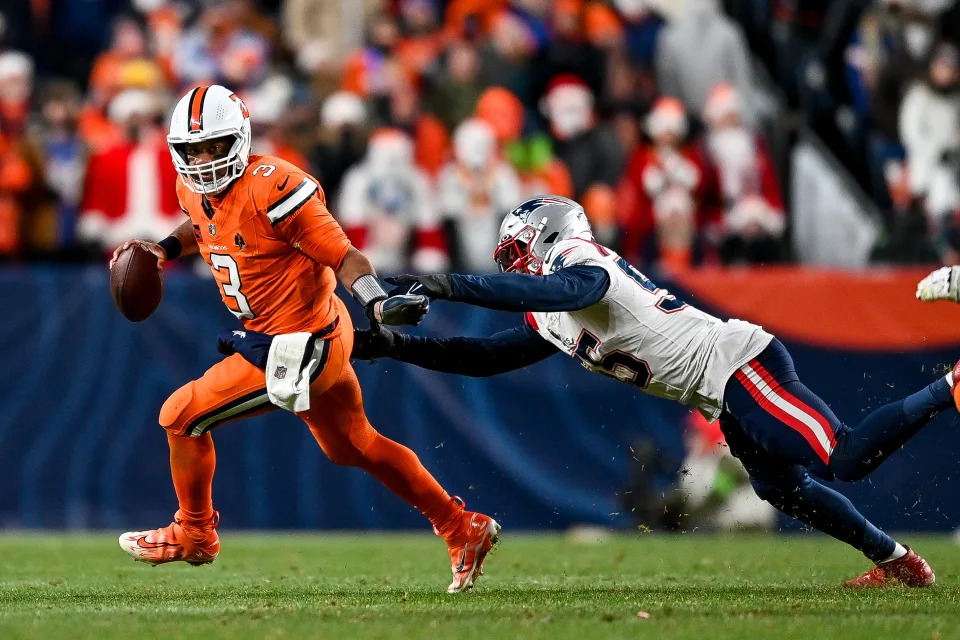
[719,339,953,561]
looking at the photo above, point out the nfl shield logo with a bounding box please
[208,223,216,236]
[273,365,287,380]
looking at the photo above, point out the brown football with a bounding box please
[110,244,164,322]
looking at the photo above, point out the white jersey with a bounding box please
[528,239,773,420]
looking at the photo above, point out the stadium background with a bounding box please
[2,0,960,535]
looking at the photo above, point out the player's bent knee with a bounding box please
[827,460,867,483]
[322,444,365,467]
[159,383,196,435]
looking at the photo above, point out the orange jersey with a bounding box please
[176,155,351,335]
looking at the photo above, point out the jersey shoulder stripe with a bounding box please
[545,238,612,272]
[267,177,318,226]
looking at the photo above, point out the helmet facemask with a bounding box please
[494,226,543,274]
[168,131,247,195]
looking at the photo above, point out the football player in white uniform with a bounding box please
[348,196,959,588]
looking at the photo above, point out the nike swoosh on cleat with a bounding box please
[136,536,181,549]
[277,176,290,190]
[454,549,467,573]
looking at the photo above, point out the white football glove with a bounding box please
[916,266,960,302]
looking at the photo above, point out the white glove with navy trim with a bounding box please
[916,266,960,302]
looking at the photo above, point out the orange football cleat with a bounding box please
[843,547,935,588]
[119,510,220,566]
[443,505,501,594]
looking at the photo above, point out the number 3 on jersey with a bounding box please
[210,253,254,319]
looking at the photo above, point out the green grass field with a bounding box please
[1,532,958,640]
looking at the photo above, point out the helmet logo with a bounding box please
[229,93,250,119]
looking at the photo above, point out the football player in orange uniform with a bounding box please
[109,85,499,594]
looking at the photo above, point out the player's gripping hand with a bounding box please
[352,325,397,361]
[216,329,273,369]
[385,274,453,300]
[368,295,429,326]
[109,240,166,270]
[916,266,960,302]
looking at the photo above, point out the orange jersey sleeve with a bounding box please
[250,163,350,270]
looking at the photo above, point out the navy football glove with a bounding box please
[352,325,397,361]
[385,274,453,300]
[217,329,273,369]
[367,294,429,326]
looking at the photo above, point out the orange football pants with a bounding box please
[158,303,461,536]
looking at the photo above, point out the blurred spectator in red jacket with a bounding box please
[337,128,446,273]
[437,117,521,272]
[702,83,785,264]
[619,97,716,266]
[77,89,181,252]
[542,74,624,244]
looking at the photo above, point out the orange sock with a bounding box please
[361,432,463,535]
[167,431,216,528]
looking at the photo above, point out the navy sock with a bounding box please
[903,376,952,421]
[753,472,895,562]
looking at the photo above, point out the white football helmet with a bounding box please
[167,84,252,195]
[494,196,593,274]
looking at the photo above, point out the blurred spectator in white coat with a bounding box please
[337,128,446,273]
[900,42,960,200]
[437,118,521,273]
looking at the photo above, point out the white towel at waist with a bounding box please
[265,332,329,412]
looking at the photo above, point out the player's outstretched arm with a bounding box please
[916,266,960,302]
[353,323,560,377]
[108,219,199,270]
[385,266,611,313]
[337,246,430,326]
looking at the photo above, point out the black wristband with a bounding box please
[158,236,182,261]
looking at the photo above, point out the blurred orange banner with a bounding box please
[671,267,960,351]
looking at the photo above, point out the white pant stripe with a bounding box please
[188,393,271,437]
[739,363,835,458]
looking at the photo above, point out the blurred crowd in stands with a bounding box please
[743,0,960,265]
[5,0,955,273]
